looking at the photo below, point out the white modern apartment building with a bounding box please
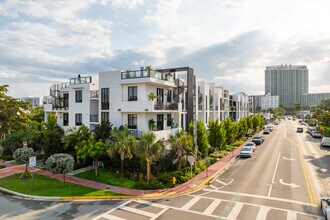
[197,81,231,124]
[230,92,249,121]
[260,93,279,110]
[20,96,40,107]
[44,75,99,132]
[44,67,250,139]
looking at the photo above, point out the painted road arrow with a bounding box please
[283,157,295,161]
[279,179,300,188]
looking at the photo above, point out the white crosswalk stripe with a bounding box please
[203,200,221,215]
[227,202,244,219]
[181,196,201,210]
[256,207,270,220]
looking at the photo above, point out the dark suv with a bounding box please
[252,136,264,145]
[297,127,303,133]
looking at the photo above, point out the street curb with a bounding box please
[0,147,242,201]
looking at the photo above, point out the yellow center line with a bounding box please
[284,136,318,205]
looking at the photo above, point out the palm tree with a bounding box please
[136,132,165,183]
[107,126,136,178]
[169,130,193,171]
[64,125,91,162]
[148,92,158,101]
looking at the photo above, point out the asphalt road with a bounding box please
[0,119,329,219]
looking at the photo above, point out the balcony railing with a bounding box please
[90,114,99,123]
[154,102,179,110]
[90,90,99,98]
[121,70,174,82]
[70,76,92,85]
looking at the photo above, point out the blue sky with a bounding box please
[1,0,330,99]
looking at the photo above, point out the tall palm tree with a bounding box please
[168,130,193,171]
[64,125,91,162]
[107,126,136,178]
[136,132,165,183]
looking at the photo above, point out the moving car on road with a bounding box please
[240,146,253,158]
[263,129,270,134]
[321,137,330,147]
[321,197,330,220]
[244,142,257,152]
[252,136,264,145]
[311,131,322,138]
[297,127,304,133]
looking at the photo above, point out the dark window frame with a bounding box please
[128,114,137,129]
[63,113,69,126]
[75,90,82,103]
[128,86,137,101]
[75,113,82,126]
[101,88,110,110]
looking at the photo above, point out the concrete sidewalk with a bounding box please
[0,145,243,199]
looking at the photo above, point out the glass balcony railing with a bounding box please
[121,70,174,82]
[90,90,99,98]
[70,76,92,85]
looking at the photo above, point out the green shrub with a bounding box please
[210,150,228,158]
[0,165,6,169]
[0,155,13,161]
[135,179,166,190]
[232,140,244,147]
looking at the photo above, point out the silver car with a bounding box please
[240,146,253,158]
[321,197,330,220]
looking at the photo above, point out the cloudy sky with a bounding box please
[1,0,330,99]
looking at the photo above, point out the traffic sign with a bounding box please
[29,156,36,167]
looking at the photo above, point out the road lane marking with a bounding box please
[203,200,221,215]
[279,179,300,188]
[97,214,125,220]
[203,189,317,207]
[92,200,131,220]
[285,137,318,205]
[216,179,230,185]
[120,206,156,218]
[283,157,296,161]
[287,211,297,220]
[150,207,169,220]
[268,152,281,197]
[256,207,270,220]
[181,196,201,210]
[227,202,244,219]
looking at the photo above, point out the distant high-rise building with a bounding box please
[265,64,308,109]
[260,93,279,110]
[20,96,40,107]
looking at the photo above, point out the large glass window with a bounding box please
[157,114,164,130]
[101,112,109,122]
[167,90,172,103]
[167,114,172,127]
[63,113,69,126]
[157,88,164,102]
[63,93,69,108]
[128,114,137,129]
[75,113,82,126]
[101,88,109,110]
[128,86,137,101]
[75,90,82,103]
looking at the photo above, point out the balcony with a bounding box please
[70,76,92,85]
[121,69,174,82]
[128,127,181,141]
[90,90,99,99]
[90,114,99,123]
[154,102,178,110]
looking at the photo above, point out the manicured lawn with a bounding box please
[75,168,136,189]
[0,173,123,197]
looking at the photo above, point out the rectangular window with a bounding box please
[157,88,164,102]
[157,114,164,130]
[167,114,172,127]
[63,93,69,108]
[167,90,172,102]
[128,114,137,129]
[75,90,82,103]
[101,112,109,122]
[128,86,137,101]
[101,88,109,110]
[75,113,82,126]
[63,113,69,126]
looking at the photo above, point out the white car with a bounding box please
[321,197,330,220]
[244,142,257,152]
[321,137,330,147]
[240,146,253,158]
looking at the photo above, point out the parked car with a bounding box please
[311,131,322,138]
[244,142,257,151]
[296,127,304,133]
[263,129,270,134]
[274,120,279,125]
[321,137,330,147]
[252,136,264,145]
[307,127,316,134]
[265,126,273,131]
[321,197,330,220]
[240,146,253,158]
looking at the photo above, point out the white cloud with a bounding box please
[100,0,144,9]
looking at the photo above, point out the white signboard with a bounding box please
[187,155,195,165]
[29,156,36,167]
